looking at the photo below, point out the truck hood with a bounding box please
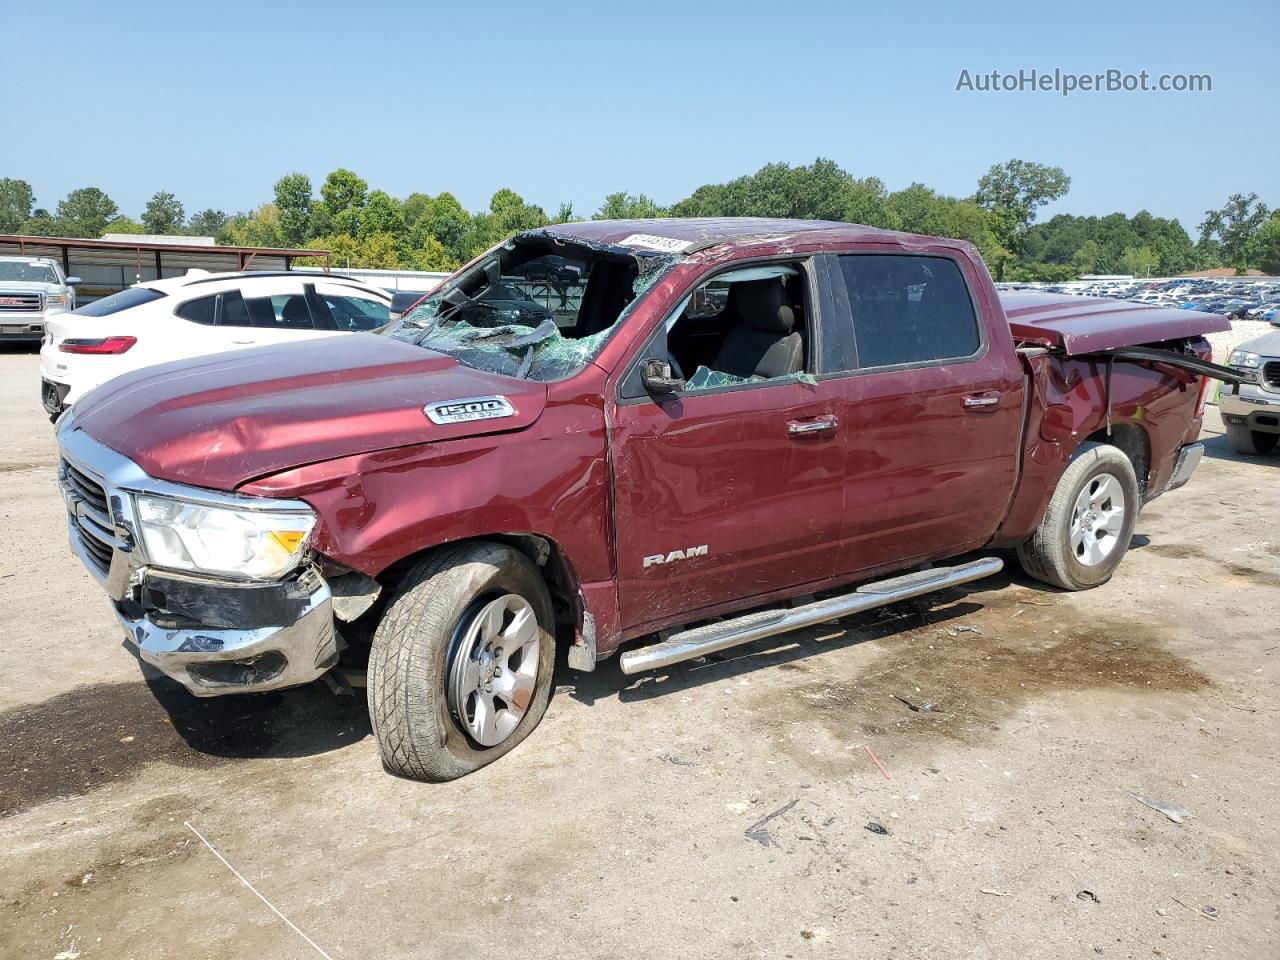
[0,280,57,293]
[1235,325,1280,357]
[1001,292,1231,354]
[69,334,548,490]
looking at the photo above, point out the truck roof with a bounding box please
[1000,291,1231,354]
[539,218,935,255]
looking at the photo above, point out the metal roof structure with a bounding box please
[0,234,330,303]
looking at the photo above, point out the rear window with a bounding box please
[73,287,166,317]
[835,255,980,368]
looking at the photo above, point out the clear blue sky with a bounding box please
[2,0,1274,235]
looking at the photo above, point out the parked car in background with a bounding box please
[0,256,80,342]
[54,217,1239,781]
[40,271,393,418]
[1222,319,1280,454]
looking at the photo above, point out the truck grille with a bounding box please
[0,292,42,312]
[64,462,111,516]
[1263,361,1280,389]
[59,458,119,580]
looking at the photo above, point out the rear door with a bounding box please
[816,251,1024,575]
[609,258,847,630]
[308,282,393,334]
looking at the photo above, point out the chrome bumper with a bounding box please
[1165,442,1204,492]
[57,414,339,697]
[115,583,338,697]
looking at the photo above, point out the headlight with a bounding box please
[1229,350,1262,368]
[133,493,316,579]
[46,294,66,306]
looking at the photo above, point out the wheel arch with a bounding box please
[1079,422,1152,498]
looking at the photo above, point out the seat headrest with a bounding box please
[731,279,795,333]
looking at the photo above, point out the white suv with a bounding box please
[41,270,393,417]
[0,256,80,342]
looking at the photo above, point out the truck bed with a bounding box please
[1000,291,1231,355]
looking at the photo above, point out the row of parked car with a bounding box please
[0,258,435,419]
[999,276,1280,322]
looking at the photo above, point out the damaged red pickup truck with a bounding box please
[56,218,1236,781]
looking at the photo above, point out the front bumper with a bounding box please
[57,415,339,697]
[1220,384,1280,435]
[0,315,46,340]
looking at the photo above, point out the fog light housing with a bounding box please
[187,652,288,687]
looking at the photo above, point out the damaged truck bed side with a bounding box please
[55,217,1235,781]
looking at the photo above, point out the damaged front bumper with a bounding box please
[57,416,340,697]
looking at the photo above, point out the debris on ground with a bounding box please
[1125,791,1193,823]
[893,694,937,713]
[864,745,892,780]
[658,753,698,766]
[1077,890,1102,904]
[949,625,984,636]
[980,888,1011,897]
[1171,897,1218,920]
[744,799,798,847]
[865,822,891,836]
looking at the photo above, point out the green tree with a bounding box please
[1256,215,1280,276]
[273,173,313,245]
[187,209,229,238]
[406,235,459,272]
[0,178,34,233]
[1118,244,1159,278]
[142,191,185,234]
[56,187,118,237]
[220,204,284,247]
[1071,238,1102,276]
[1198,193,1270,270]
[103,215,146,235]
[552,202,576,224]
[594,192,665,220]
[886,183,1001,260]
[974,159,1071,276]
[319,168,367,236]
[20,209,63,236]
[360,189,405,239]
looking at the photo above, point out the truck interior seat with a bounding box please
[711,278,804,379]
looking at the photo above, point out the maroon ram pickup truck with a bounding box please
[56,218,1235,781]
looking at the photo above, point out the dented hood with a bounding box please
[70,334,547,490]
[1000,291,1231,354]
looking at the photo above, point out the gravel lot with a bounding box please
[1,344,1277,960]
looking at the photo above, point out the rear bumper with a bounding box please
[1164,442,1204,493]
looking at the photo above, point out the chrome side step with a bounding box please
[618,557,1003,675]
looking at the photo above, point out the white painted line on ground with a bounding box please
[184,820,336,960]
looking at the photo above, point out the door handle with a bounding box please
[962,393,1000,410]
[787,415,838,435]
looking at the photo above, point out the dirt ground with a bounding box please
[1,344,1277,960]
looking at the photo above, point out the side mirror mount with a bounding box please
[66,276,81,286]
[641,357,685,395]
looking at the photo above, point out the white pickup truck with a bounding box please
[0,256,79,343]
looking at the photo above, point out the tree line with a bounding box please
[2,160,1277,278]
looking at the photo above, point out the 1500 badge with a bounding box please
[424,396,516,425]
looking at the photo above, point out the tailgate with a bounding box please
[1001,291,1230,354]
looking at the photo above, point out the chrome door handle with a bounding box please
[963,394,1000,409]
[787,415,838,435]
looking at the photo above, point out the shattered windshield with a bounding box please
[392,236,676,381]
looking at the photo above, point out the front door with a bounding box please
[609,260,847,631]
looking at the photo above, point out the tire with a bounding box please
[1017,442,1141,591]
[1225,421,1279,456]
[367,542,556,782]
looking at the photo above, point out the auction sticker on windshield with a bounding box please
[424,396,516,425]
[618,234,693,253]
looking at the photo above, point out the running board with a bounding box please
[618,557,1004,675]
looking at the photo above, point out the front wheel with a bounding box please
[1225,421,1279,456]
[367,542,556,782]
[1017,442,1141,591]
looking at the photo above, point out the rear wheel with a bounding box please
[1017,442,1140,591]
[1225,421,1279,456]
[367,542,555,782]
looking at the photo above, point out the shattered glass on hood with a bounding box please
[392,234,679,382]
